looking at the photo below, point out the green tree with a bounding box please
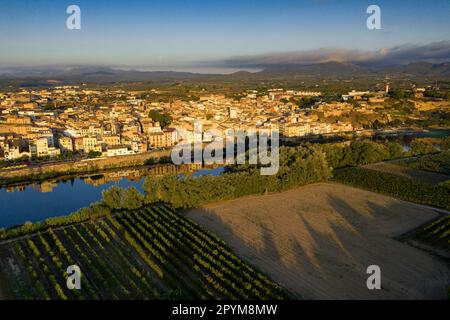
[142,176,161,203]
[102,186,124,209]
[441,137,450,151]
[410,140,436,155]
[320,144,344,169]
[386,142,404,159]
[389,89,414,99]
[122,187,144,210]
[88,150,102,158]
[149,110,172,128]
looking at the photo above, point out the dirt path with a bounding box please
[186,182,450,300]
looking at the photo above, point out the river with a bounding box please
[0,164,224,229]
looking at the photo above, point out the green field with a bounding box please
[0,205,285,300]
[363,162,450,186]
[410,215,450,251]
[397,151,450,175]
[332,167,450,210]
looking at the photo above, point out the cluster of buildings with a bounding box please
[0,87,177,161]
[0,85,385,161]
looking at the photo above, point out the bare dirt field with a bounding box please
[185,183,450,299]
[363,162,450,185]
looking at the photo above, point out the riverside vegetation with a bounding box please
[1,138,448,240]
[0,138,449,299]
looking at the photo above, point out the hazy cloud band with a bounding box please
[219,41,450,67]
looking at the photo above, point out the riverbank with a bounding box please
[2,127,448,186]
[0,150,171,187]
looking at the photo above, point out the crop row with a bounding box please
[111,205,285,299]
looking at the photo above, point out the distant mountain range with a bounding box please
[254,61,450,77]
[0,66,209,82]
[1,61,450,83]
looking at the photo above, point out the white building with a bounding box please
[106,145,134,157]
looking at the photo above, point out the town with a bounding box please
[0,84,445,164]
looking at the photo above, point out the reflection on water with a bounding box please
[0,163,222,228]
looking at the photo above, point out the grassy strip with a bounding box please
[410,215,450,250]
[396,151,450,175]
[332,167,450,211]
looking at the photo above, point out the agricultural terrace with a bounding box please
[0,205,285,300]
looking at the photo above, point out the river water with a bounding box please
[0,164,224,229]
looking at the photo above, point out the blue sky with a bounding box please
[0,0,449,68]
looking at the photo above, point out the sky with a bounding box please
[0,0,450,70]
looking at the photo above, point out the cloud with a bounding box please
[372,41,450,64]
[219,40,450,67]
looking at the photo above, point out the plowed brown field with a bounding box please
[186,183,450,299]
